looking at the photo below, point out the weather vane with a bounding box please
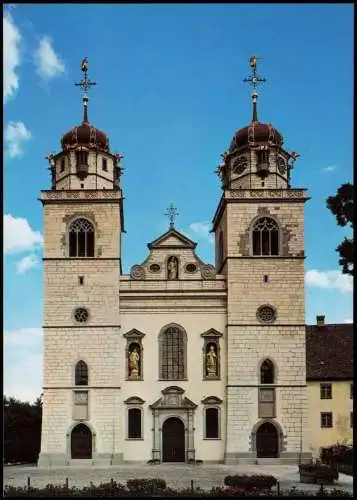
[74,57,97,123]
[165,203,179,228]
[243,56,266,122]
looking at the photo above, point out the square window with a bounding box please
[321,412,333,428]
[78,276,84,285]
[320,383,332,399]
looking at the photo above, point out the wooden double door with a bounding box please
[256,422,279,458]
[71,423,92,459]
[162,417,185,462]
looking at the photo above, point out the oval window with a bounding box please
[185,263,197,273]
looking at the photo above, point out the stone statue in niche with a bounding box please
[167,256,178,280]
[46,153,56,189]
[129,345,140,377]
[206,344,218,376]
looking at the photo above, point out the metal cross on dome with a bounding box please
[165,203,179,228]
[75,57,97,122]
[243,56,266,122]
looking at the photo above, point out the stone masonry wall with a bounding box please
[40,196,121,462]
[55,151,114,191]
[223,196,308,460]
[44,260,120,326]
[43,203,121,258]
[226,259,305,324]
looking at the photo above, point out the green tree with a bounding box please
[4,395,42,464]
[326,183,354,276]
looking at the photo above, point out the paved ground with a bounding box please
[4,463,353,494]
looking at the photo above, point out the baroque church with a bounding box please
[38,57,312,466]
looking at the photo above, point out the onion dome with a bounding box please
[229,122,283,152]
[61,121,109,152]
[61,57,109,152]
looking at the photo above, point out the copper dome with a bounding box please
[229,122,283,152]
[61,120,109,152]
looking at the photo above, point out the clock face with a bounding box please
[278,157,286,175]
[232,156,247,175]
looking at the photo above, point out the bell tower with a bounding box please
[38,59,125,466]
[213,57,311,464]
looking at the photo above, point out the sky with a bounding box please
[4,3,353,403]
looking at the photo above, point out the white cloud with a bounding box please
[3,10,21,103]
[344,318,353,324]
[5,121,32,158]
[16,254,40,274]
[4,213,43,254]
[189,221,214,244]
[322,165,336,173]
[305,269,353,293]
[34,36,65,80]
[4,327,43,403]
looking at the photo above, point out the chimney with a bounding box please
[316,315,325,326]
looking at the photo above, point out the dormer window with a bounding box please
[76,150,88,167]
[102,158,108,171]
[256,149,269,177]
[76,150,89,180]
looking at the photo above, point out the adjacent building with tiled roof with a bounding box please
[306,315,353,457]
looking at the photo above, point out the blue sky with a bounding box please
[4,4,353,402]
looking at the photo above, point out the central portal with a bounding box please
[256,422,279,458]
[162,417,185,462]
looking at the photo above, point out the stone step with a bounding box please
[256,458,282,465]
[69,459,93,467]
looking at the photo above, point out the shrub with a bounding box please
[299,463,338,484]
[320,443,353,474]
[126,478,167,492]
[224,474,277,490]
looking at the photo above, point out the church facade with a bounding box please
[38,58,312,466]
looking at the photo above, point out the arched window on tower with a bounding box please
[252,217,279,256]
[69,218,95,257]
[159,325,187,380]
[75,360,88,386]
[260,359,275,384]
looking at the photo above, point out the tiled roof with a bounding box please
[306,323,353,380]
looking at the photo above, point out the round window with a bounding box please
[185,263,197,273]
[149,263,161,273]
[257,305,276,324]
[74,307,89,324]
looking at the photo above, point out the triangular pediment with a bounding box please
[123,328,146,339]
[200,328,223,338]
[148,227,197,250]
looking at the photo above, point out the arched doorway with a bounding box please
[71,423,92,459]
[162,417,185,462]
[256,422,279,458]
